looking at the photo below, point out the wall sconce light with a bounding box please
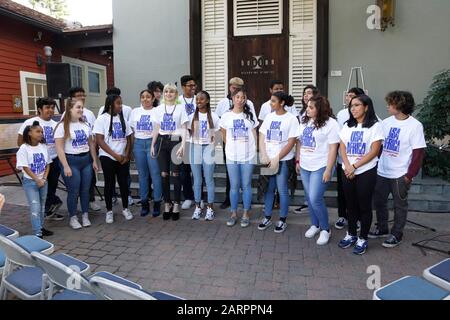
[377,0,396,31]
[36,54,43,67]
[43,46,53,62]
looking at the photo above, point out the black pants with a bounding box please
[157,135,182,203]
[181,163,194,201]
[45,157,62,212]
[89,169,97,202]
[373,175,410,240]
[342,166,378,240]
[336,163,348,219]
[100,156,129,211]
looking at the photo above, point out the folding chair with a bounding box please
[31,252,148,300]
[423,259,450,291]
[373,276,450,300]
[0,235,88,300]
[89,276,183,300]
[0,225,19,239]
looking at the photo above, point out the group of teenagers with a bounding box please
[15,75,426,255]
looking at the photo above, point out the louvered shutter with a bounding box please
[289,0,317,104]
[234,0,283,36]
[202,0,228,108]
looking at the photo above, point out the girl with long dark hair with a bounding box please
[338,95,384,255]
[219,88,258,228]
[189,90,220,221]
[94,94,134,224]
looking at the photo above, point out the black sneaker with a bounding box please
[294,204,308,213]
[258,217,272,231]
[46,213,65,221]
[368,228,389,239]
[41,228,54,237]
[153,201,161,218]
[140,201,150,217]
[382,235,402,248]
[172,212,180,221]
[274,221,287,233]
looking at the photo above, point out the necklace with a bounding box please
[164,104,176,116]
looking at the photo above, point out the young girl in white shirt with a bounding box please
[94,94,134,224]
[338,95,384,255]
[151,84,189,221]
[296,96,340,245]
[259,92,300,234]
[130,89,162,218]
[54,99,99,230]
[219,88,258,228]
[16,121,52,238]
[189,90,220,221]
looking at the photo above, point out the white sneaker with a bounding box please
[192,207,202,220]
[182,200,193,210]
[69,216,82,230]
[317,230,331,246]
[82,213,91,227]
[205,207,215,221]
[128,196,134,206]
[122,208,133,221]
[106,211,114,224]
[305,225,320,239]
[89,201,101,212]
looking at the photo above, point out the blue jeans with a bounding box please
[227,161,254,212]
[190,144,215,204]
[23,178,48,236]
[264,161,290,219]
[133,138,162,202]
[60,153,93,217]
[300,166,330,231]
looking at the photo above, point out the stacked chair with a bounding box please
[373,259,450,300]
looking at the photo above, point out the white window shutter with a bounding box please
[289,0,316,105]
[234,0,283,36]
[202,0,228,109]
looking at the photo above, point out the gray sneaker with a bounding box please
[240,218,250,228]
[227,216,237,227]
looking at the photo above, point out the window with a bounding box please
[71,65,83,87]
[20,71,48,115]
[88,69,101,94]
[234,0,283,36]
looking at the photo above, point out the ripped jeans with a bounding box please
[23,178,48,237]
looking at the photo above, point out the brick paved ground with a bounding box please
[0,183,449,300]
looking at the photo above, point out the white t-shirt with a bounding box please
[298,118,340,171]
[179,95,197,117]
[54,121,91,155]
[260,112,301,161]
[216,97,257,119]
[16,143,52,180]
[188,112,220,145]
[339,122,384,175]
[219,111,258,162]
[378,116,427,179]
[93,113,133,161]
[18,117,58,159]
[258,100,299,121]
[154,104,189,137]
[129,106,157,140]
[98,104,132,123]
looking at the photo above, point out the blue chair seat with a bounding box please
[5,267,44,296]
[0,250,5,269]
[51,253,90,274]
[52,290,97,300]
[375,276,449,300]
[91,271,142,290]
[15,236,54,254]
[149,291,182,300]
[430,260,450,283]
[0,225,16,238]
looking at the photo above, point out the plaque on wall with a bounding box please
[12,95,23,113]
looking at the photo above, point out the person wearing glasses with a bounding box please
[178,75,197,210]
